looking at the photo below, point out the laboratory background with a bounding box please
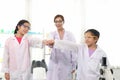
[0,0,120,80]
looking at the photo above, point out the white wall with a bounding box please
[0,0,27,29]
[0,0,120,69]
[84,0,120,66]
[30,0,82,42]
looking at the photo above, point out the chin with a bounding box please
[22,32,27,35]
[87,43,91,46]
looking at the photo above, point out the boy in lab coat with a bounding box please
[46,29,112,80]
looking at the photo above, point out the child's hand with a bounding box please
[5,73,10,80]
[47,40,54,45]
[71,70,75,73]
[42,39,54,46]
[42,40,49,45]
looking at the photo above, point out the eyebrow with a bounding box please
[84,36,97,38]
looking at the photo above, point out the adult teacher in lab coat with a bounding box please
[46,29,111,80]
[46,14,77,80]
[1,19,46,80]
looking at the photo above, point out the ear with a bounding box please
[18,26,21,29]
[95,37,99,42]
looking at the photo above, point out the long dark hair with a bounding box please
[14,19,30,34]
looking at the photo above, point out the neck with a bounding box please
[58,28,64,32]
[88,44,97,50]
[15,33,24,38]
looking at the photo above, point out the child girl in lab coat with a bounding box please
[47,29,111,80]
[1,19,45,80]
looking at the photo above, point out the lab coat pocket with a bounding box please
[89,57,100,73]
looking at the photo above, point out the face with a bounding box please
[54,17,64,30]
[84,32,98,46]
[18,22,30,35]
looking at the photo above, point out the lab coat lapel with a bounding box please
[19,34,28,46]
[12,36,20,45]
[84,44,90,61]
[89,45,99,59]
[56,30,65,40]
[54,31,59,40]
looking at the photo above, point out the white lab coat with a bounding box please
[46,31,77,80]
[53,40,110,80]
[1,34,43,80]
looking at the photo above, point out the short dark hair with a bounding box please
[54,14,65,23]
[85,29,100,38]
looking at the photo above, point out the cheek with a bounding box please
[85,40,89,44]
[56,24,59,27]
[24,30,29,33]
[56,24,62,28]
[21,29,28,34]
[85,38,89,42]
[85,39,93,44]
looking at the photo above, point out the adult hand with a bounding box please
[71,70,75,73]
[42,40,49,45]
[47,39,54,45]
[5,73,10,80]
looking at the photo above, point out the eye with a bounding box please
[84,36,95,39]
[54,20,63,23]
[22,25,31,30]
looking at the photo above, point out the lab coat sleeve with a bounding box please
[28,35,44,48]
[1,40,9,73]
[68,32,78,71]
[47,32,54,48]
[71,51,78,71]
[54,40,79,53]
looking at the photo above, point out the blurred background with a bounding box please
[0,0,120,80]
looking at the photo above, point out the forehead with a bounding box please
[55,17,62,20]
[85,32,93,36]
[23,22,30,26]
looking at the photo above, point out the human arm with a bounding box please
[1,40,10,80]
[47,39,79,53]
[68,32,77,73]
[28,35,46,48]
[71,51,78,73]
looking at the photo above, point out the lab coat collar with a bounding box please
[89,45,101,58]
[10,33,29,45]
